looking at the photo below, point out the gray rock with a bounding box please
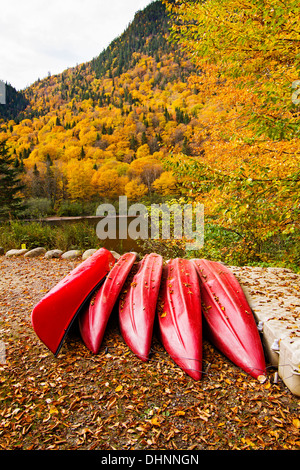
[82,249,97,260]
[5,249,28,257]
[24,247,46,258]
[130,251,140,260]
[110,250,121,260]
[44,249,63,259]
[61,250,82,260]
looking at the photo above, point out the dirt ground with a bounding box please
[0,255,299,451]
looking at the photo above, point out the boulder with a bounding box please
[24,247,46,258]
[44,249,63,259]
[110,250,121,260]
[82,249,97,260]
[5,249,28,257]
[129,251,139,260]
[61,250,82,260]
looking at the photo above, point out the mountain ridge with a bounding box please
[1,1,175,122]
[0,0,200,206]
[23,1,185,118]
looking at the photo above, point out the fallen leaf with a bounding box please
[174,410,185,416]
[150,416,160,426]
[49,405,59,415]
[292,419,300,429]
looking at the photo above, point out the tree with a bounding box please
[65,159,96,201]
[152,171,178,196]
[92,169,128,200]
[164,152,300,265]
[31,163,44,198]
[159,0,300,266]
[0,140,24,219]
[125,178,148,201]
[128,156,163,192]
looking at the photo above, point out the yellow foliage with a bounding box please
[136,144,151,159]
[91,169,128,199]
[1,0,298,270]
[129,156,162,177]
[152,171,178,196]
[64,159,96,201]
[64,145,82,161]
[125,179,148,201]
[79,129,98,147]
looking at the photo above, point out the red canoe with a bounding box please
[79,252,137,354]
[31,248,115,356]
[158,258,202,380]
[192,258,266,379]
[119,253,163,361]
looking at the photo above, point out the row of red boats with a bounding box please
[31,247,266,381]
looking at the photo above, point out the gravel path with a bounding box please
[0,256,299,450]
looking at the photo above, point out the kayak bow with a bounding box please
[158,258,202,380]
[192,258,266,379]
[119,253,163,361]
[31,248,115,356]
[79,252,137,354]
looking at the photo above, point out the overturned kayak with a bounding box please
[31,248,115,356]
[192,258,266,379]
[158,258,202,380]
[79,252,137,354]
[119,253,163,361]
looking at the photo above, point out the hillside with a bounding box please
[0,0,199,206]
[0,0,299,268]
[23,1,179,116]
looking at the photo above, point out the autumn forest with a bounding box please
[0,0,299,269]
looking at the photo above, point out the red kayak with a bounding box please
[158,258,202,380]
[192,258,266,379]
[31,248,115,356]
[119,253,163,361]
[79,252,137,354]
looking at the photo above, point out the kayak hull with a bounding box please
[158,258,202,380]
[119,253,163,361]
[79,252,137,354]
[192,258,266,379]
[31,248,115,355]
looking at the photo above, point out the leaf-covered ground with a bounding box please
[0,256,299,451]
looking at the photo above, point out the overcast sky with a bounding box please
[0,0,155,91]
